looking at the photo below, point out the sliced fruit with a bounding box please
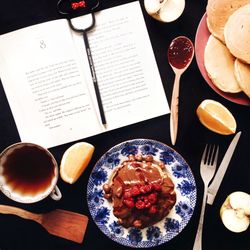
[230,192,250,215]
[144,0,185,23]
[144,0,161,15]
[220,191,250,233]
[60,142,94,184]
[196,99,237,135]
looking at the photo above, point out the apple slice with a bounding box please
[220,191,250,233]
[144,0,185,23]
[144,0,162,15]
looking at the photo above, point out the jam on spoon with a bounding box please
[168,36,194,145]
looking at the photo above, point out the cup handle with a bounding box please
[50,185,62,201]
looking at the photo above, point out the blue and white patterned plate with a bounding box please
[87,139,197,248]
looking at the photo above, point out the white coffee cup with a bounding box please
[0,142,62,203]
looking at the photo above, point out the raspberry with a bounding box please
[124,191,132,199]
[71,3,78,10]
[144,184,152,193]
[139,184,153,194]
[149,205,157,214]
[153,183,162,192]
[78,1,86,8]
[131,186,140,196]
[135,200,145,209]
[143,196,149,203]
[148,192,157,204]
[139,185,147,194]
[145,201,152,208]
[123,198,135,208]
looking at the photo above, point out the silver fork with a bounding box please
[193,144,219,250]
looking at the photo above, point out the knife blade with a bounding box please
[207,131,241,205]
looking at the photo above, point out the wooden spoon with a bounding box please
[0,205,88,243]
[168,36,194,145]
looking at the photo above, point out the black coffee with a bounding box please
[2,144,55,196]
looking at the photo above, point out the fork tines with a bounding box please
[203,144,219,165]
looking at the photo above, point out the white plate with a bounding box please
[87,139,197,248]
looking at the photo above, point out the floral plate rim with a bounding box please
[87,139,197,248]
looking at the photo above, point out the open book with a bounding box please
[0,1,169,148]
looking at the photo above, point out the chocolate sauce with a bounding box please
[1,145,55,196]
[103,155,176,229]
[168,36,194,69]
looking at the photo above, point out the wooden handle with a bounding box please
[0,205,42,224]
[170,72,181,145]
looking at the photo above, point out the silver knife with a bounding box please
[207,131,241,205]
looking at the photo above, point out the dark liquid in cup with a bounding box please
[2,144,55,196]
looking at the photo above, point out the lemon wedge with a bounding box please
[60,142,95,184]
[196,99,237,135]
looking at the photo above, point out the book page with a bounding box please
[0,1,169,148]
[73,1,170,130]
[0,20,101,148]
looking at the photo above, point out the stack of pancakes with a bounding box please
[204,0,250,98]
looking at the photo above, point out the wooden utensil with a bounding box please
[168,36,194,145]
[0,205,88,243]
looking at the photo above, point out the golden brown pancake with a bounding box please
[224,3,250,64]
[234,59,250,97]
[206,0,250,43]
[204,35,241,93]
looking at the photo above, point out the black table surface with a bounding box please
[0,1,249,250]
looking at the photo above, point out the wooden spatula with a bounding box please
[0,205,88,243]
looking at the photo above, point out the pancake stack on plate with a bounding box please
[204,0,250,98]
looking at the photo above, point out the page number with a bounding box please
[40,40,46,49]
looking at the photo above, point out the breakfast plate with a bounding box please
[87,139,196,248]
[195,13,250,106]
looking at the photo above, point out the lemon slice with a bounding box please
[196,99,237,135]
[60,142,95,184]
